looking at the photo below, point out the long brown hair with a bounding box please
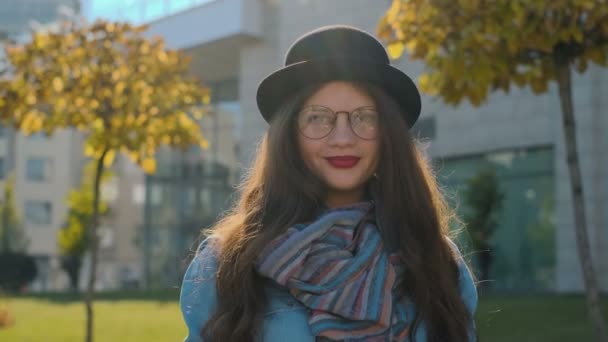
[202,82,474,342]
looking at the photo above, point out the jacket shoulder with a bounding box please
[180,237,219,342]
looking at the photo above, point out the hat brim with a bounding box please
[256,58,421,127]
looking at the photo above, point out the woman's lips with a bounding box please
[325,156,360,168]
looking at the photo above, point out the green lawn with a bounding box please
[0,297,184,342]
[476,294,606,341]
[0,293,605,341]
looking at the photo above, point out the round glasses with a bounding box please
[297,105,379,140]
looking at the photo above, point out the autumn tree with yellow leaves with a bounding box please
[379,1,608,340]
[0,19,209,342]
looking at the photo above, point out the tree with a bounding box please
[0,174,28,253]
[0,252,37,292]
[0,175,36,294]
[462,169,504,290]
[378,1,608,340]
[58,162,111,292]
[0,19,209,342]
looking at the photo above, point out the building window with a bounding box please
[26,157,53,181]
[28,132,50,140]
[437,147,555,291]
[98,226,115,249]
[132,183,145,205]
[101,180,118,203]
[25,200,52,225]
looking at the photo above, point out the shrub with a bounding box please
[0,253,37,293]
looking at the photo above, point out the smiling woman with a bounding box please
[180,25,478,342]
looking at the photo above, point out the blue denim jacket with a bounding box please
[180,238,478,342]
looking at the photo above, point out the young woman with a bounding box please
[180,25,478,342]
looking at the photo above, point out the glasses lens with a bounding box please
[350,107,379,139]
[298,106,335,139]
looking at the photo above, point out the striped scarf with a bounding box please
[256,202,413,341]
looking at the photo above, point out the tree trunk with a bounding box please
[555,60,608,342]
[2,127,17,253]
[84,149,109,342]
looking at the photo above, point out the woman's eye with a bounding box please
[353,113,377,124]
[308,113,331,124]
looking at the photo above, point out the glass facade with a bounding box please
[0,0,78,40]
[437,147,556,292]
[142,79,241,288]
[87,0,217,24]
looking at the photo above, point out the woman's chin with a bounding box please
[324,180,366,194]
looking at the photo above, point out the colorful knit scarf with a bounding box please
[255,202,413,341]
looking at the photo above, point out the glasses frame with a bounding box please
[296,105,379,140]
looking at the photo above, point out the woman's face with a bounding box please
[297,81,380,207]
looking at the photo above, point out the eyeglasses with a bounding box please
[297,105,379,140]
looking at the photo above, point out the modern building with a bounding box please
[91,0,607,293]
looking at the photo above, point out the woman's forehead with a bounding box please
[303,81,375,110]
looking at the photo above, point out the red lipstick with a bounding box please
[326,156,360,168]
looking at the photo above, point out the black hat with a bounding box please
[256,25,421,127]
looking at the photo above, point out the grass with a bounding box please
[0,292,605,341]
[0,296,184,342]
[476,294,607,341]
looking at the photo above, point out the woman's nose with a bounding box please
[327,113,356,146]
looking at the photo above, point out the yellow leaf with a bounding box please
[530,77,548,93]
[418,74,432,92]
[192,108,204,120]
[140,42,150,54]
[93,118,104,130]
[84,144,95,157]
[103,150,116,167]
[158,51,168,63]
[587,48,606,65]
[141,158,156,174]
[387,42,406,59]
[25,94,36,105]
[52,77,64,92]
[56,97,67,111]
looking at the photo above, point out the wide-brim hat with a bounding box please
[256,25,421,127]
